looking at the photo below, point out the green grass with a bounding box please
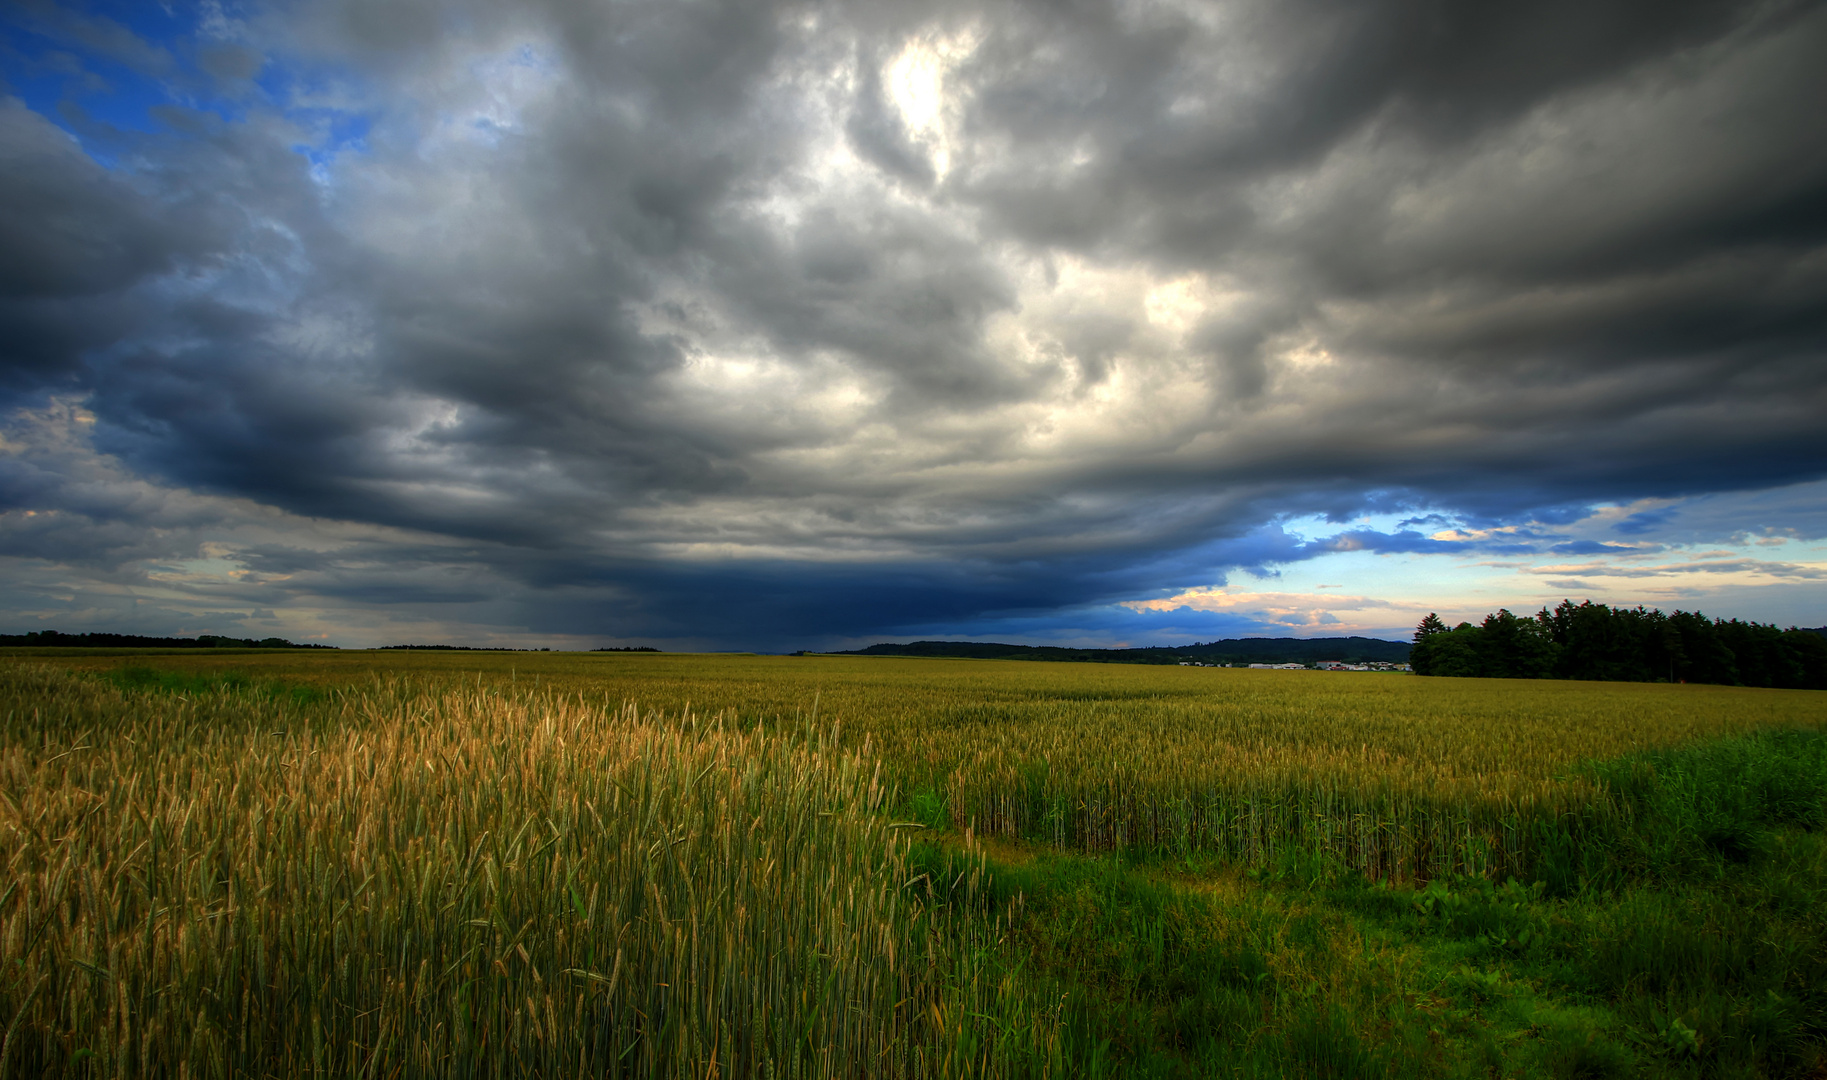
[99,664,329,706]
[1583,730,1827,874]
[916,730,1827,1077]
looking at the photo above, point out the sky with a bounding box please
[1,0,1824,651]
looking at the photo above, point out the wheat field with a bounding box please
[5,651,1826,1076]
[0,664,1062,1078]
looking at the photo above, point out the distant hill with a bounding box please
[380,644,555,652]
[0,630,334,649]
[826,637,1410,666]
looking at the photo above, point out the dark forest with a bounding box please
[1412,601,1827,689]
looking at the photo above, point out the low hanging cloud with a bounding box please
[1121,587,1402,635]
[1528,558,1827,581]
[1,0,1825,647]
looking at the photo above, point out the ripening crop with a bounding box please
[6,650,1825,1076]
[884,666,1827,879]
[0,665,1058,1078]
[25,651,1827,883]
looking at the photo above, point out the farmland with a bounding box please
[3,650,1826,1077]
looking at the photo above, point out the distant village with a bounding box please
[1179,660,1411,671]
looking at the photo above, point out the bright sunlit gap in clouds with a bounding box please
[882,25,980,183]
[1,0,1824,648]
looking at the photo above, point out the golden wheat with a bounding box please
[0,665,1061,1078]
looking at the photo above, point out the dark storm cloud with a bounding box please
[2,0,1824,646]
[949,0,1775,258]
[925,0,1827,513]
[0,98,212,395]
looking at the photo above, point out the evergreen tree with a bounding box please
[1409,613,1449,675]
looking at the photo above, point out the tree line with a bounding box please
[829,637,1411,666]
[0,630,334,649]
[1411,600,1827,689]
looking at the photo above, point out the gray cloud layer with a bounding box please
[2,0,1824,645]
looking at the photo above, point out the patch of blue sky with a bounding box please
[3,3,240,176]
[284,95,374,175]
[1053,484,1827,644]
[1249,548,1494,599]
[4,2,374,177]
[256,60,373,152]
[3,24,177,142]
[1677,581,1827,630]
[1273,509,1422,542]
[1109,518,1794,643]
[1271,507,1554,549]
